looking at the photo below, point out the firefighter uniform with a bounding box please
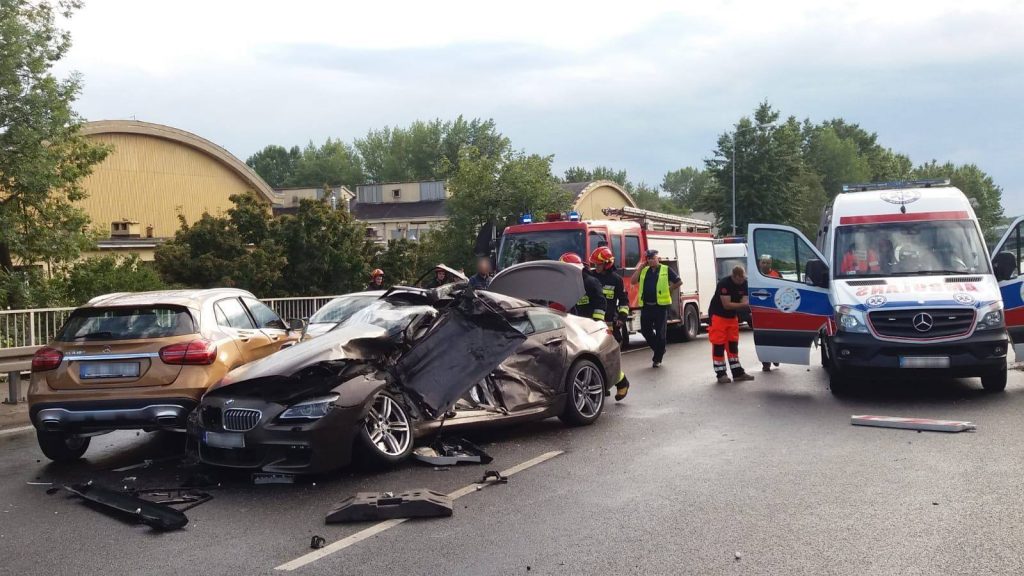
[592,265,629,334]
[573,270,608,322]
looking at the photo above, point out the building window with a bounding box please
[392,189,401,200]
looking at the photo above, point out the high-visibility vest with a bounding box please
[638,265,671,306]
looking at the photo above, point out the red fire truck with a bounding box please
[496,206,718,341]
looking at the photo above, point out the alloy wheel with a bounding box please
[572,365,605,418]
[363,394,411,456]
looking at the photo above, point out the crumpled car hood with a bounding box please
[209,323,392,394]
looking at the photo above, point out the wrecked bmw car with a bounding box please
[191,261,624,474]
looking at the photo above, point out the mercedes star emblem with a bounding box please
[912,313,934,332]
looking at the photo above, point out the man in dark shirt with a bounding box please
[468,257,493,290]
[708,265,755,383]
[630,249,682,367]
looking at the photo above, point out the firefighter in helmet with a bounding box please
[367,268,386,291]
[558,253,606,322]
[590,245,632,401]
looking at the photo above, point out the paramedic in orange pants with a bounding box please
[708,265,755,384]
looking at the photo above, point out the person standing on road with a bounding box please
[367,269,386,291]
[591,246,631,400]
[709,265,755,384]
[630,249,681,368]
[468,257,494,290]
[757,255,781,372]
[559,253,607,322]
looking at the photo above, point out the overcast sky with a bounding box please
[59,0,1024,215]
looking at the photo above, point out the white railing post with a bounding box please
[28,310,35,347]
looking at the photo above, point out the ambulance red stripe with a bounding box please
[750,307,829,331]
[839,210,969,225]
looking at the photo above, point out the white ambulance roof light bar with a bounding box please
[841,178,950,193]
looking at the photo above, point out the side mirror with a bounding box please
[993,251,1016,282]
[805,259,830,289]
[287,318,307,332]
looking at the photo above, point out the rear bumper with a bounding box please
[832,330,1008,375]
[30,398,197,432]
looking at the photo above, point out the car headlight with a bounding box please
[835,305,869,333]
[976,302,1005,331]
[278,394,339,421]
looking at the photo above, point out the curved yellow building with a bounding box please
[563,180,637,220]
[79,120,274,260]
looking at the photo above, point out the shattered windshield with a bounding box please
[341,299,437,337]
[834,220,991,278]
[309,294,380,325]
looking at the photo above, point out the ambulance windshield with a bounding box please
[497,230,585,270]
[833,220,990,278]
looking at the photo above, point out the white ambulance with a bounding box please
[746,179,1014,394]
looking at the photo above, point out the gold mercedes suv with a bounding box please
[28,289,302,462]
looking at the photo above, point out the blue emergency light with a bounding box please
[520,213,533,224]
[568,211,581,221]
[721,236,746,244]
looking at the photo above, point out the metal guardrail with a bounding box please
[0,295,342,405]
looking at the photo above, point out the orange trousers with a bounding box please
[709,315,745,376]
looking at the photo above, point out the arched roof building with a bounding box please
[79,120,274,258]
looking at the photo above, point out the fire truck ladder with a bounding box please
[601,206,713,233]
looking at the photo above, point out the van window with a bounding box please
[833,220,990,278]
[625,236,641,268]
[611,235,623,265]
[589,231,607,255]
[998,223,1023,279]
[753,229,812,283]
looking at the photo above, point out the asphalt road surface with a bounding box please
[2,332,1023,575]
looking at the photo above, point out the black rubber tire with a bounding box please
[981,362,1008,392]
[356,392,415,467]
[559,359,606,427]
[37,431,89,462]
[820,332,833,372]
[829,369,853,396]
[680,305,700,342]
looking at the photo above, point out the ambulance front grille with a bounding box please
[868,308,975,339]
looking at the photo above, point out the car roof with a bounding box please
[83,288,256,309]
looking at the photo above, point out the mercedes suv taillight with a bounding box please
[159,339,217,365]
[31,347,64,372]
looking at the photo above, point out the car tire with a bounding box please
[559,359,606,427]
[356,392,414,467]
[981,363,1007,392]
[829,368,853,396]
[37,431,90,462]
[668,305,699,342]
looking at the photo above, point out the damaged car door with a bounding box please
[492,309,567,412]
[394,292,526,419]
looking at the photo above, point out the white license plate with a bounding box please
[204,431,245,449]
[79,362,140,379]
[899,356,950,369]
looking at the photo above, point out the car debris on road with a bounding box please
[325,489,453,523]
[252,472,296,485]
[851,415,977,432]
[64,481,191,531]
[412,437,493,466]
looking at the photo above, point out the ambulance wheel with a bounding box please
[981,363,1007,392]
[820,332,833,371]
[829,369,852,396]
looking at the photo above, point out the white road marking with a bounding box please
[275,450,564,572]
[0,425,33,437]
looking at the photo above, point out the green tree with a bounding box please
[289,139,364,189]
[154,197,286,296]
[439,146,570,269]
[661,167,712,211]
[245,145,300,188]
[801,124,871,197]
[912,161,1005,240]
[0,0,110,276]
[562,166,629,189]
[817,119,912,181]
[274,199,371,295]
[355,116,510,183]
[701,102,818,235]
[55,255,165,305]
[369,238,437,286]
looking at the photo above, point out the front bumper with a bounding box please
[831,329,1008,375]
[30,398,197,433]
[190,396,368,474]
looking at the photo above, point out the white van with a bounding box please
[746,180,1012,394]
